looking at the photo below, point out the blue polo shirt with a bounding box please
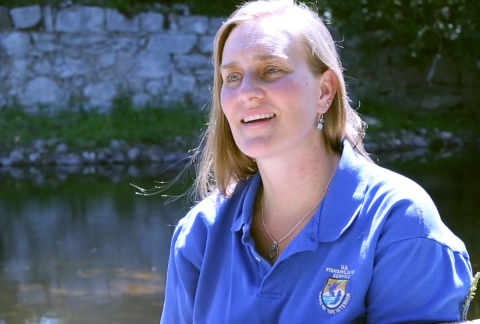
[161,140,472,324]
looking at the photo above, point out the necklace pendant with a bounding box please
[268,241,279,259]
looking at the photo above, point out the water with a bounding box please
[0,151,479,323]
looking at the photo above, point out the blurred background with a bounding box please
[0,0,479,323]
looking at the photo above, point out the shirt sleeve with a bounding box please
[367,238,472,324]
[365,189,473,324]
[160,207,210,324]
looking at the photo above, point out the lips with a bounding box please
[242,113,275,123]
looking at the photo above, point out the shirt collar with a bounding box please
[231,173,262,232]
[316,139,369,242]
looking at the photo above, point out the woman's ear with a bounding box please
[317,69,338,114]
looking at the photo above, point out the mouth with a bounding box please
[241,113,275,124]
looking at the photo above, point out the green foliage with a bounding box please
[315,0,480,64]
[0,102,204,147]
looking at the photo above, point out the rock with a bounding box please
[146,79,168,96]
[33,58,52,74]
[112,36,138,51]
[135,50,171,79]
[209,17,224,34]
[56,153,81,165]
[59,33,107,46]
[170,3,189,15]
[20,77,61,106]
[32,33,57,52]
[82,151,96,163]
[111,151,125,163]
[132,92,150,107]
[54,56,92,78]
[0,6,13,31]
[363,142,378,152]
[55,143,68,153]
[7,149,24,165]
[113,51,134,74]
[10,5,42,29]
[83,82,117,108]
[164,153,179,163]
[109,139,123,150]
[0,157,12,166]
[106,9,140,32]
[147,34,197,54]
[0,93,6,107]
[174,15,209,34]
[174,54,210,73]
[96,148,111,163]
[439,131,453,140]
[169,73,196,95]
[139,12,164,32]
[10,58,30,80]
[362,115,382,128]
[45,138,59,148]
[198,35,214,54]
[126,76,144,93]
[28,152,41,163]
[0,32,31,56]
[42,6,54,32]
[143,146,163,162]
[411,135,428,148]
[55,6,105,33]
[128,147,140,161]
[32,139,45,151]
[98,52,115,68]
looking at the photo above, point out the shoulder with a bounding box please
[360,162,467,254]
[173,193,225,251]
[171,178,254,263]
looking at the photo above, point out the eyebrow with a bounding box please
[220,54,288,70]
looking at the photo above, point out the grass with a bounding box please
[0,100,205,149]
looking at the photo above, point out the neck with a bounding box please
[257,141,340,223]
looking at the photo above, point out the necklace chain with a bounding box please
[261,173,335,259]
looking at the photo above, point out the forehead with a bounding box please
[222,16,304,63]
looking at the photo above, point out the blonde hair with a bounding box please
[194,0,370,199]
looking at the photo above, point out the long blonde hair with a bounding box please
[194,0,370,199]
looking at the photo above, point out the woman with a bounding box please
[160,0,473,323]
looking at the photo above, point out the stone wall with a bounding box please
[0,4,220,111]
[0,4,479,112]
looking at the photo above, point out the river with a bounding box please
[1,150,479,323]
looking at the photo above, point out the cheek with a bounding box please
[274,77,314,106]
[220,87,236,121]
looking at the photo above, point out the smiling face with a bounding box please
[220,15,325,161]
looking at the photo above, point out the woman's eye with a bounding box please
[266,67,279,74]
[226,73,241,83]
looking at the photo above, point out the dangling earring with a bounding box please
[316,112,325,130]
[317,99,331,130]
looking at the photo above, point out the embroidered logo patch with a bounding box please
[320,278,349,309]
[319,265,354,314]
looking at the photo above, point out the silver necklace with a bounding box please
[261,174,335,259]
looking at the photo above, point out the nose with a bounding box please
[237,72,264,102]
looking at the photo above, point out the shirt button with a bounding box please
[254,257,262,263]
[309,233,315,241]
